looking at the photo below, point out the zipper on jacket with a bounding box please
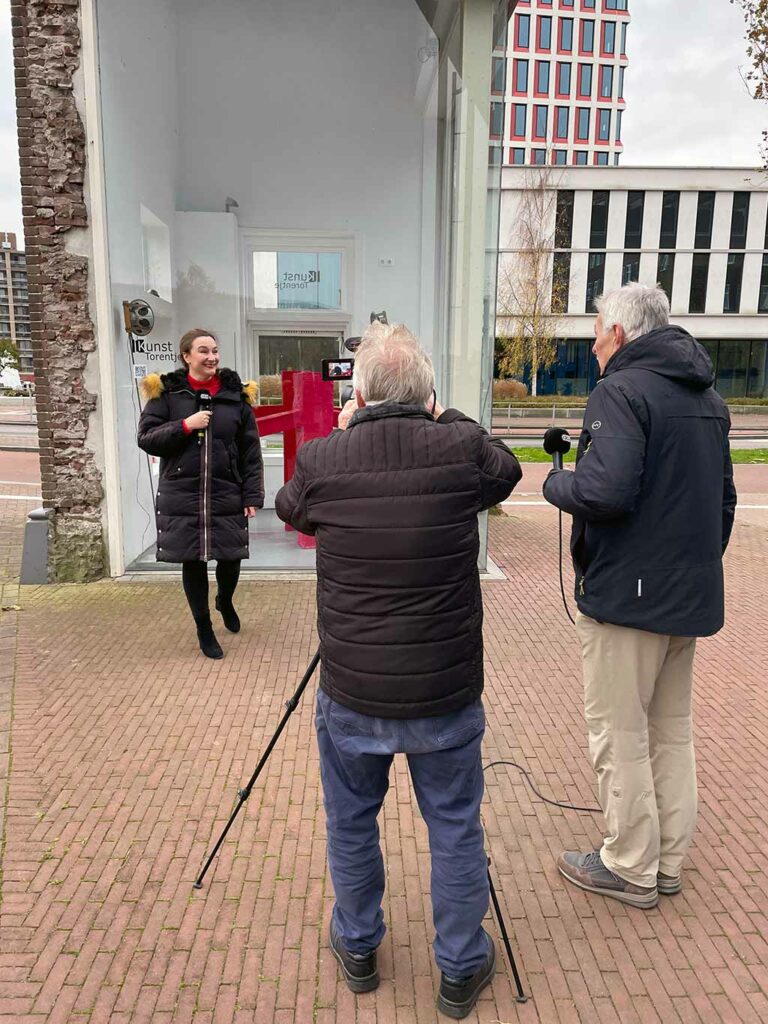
[202,427,211,561]
[579,576,585,596]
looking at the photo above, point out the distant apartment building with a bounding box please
[0,232,32,374]
[494,0,630,166]
[499,166,768,397]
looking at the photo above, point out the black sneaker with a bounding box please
[329,922,379,993]
[436,940,496,1020]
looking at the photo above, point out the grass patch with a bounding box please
[510,447,768,464]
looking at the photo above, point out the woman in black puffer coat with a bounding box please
[138,328,264,659]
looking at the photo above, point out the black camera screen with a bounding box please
[322,358,354,381]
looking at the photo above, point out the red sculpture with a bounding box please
[252,371,340,548]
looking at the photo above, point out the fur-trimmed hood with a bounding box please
[140,367,258,405]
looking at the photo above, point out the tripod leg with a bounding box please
[193,649,321,889]
[487,860,527,1003]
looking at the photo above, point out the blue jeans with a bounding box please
[315,689,490,977]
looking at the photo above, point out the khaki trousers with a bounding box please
[575,612,698,889]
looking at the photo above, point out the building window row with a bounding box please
[514,12,627,56]
[510,148,618,166]
[511,58,625,101]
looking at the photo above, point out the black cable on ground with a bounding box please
[483,759,601,814]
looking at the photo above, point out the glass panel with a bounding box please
[689,253,709,313]
[555,190,575,247]
[575,150,588,165]
[552,253,571,312]
[695,192,715,248]
[539,16,552,48]
[561,18,573,50]
[252,251,342,310]
[729,192,750,249]
[748,340,768,398]
[492,57,505,93]
[759,254,768,313]
[598,108,611,140]
[558,61,572,94]
[515,59,529,92]
[534,105,548,137]
[595,152,609,165]
[577,106,590,139]
[579,63,592,96]
[600,65,613,98]
[590,191,610,247]
[514,104,527,136]
[657,252,675,300]
[512,147,526,165]
[723,253,745,313]
[536,61,550,93]
[532,148,546,164]
[622,251,640,284]
[603,21,616,54]
[517,13,530,47]
[582,20,594,52]
[659,191,680,249]
[586,252,606,312]
[258,334,339,375]
[717,341,749,397]
[554,149,568,165]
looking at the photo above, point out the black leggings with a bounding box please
[182,559,241,621]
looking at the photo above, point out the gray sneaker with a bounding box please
[558,851,658,909]
[657,872,682,895]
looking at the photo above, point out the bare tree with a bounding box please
[496,161,568,397]
[731,0,768,163]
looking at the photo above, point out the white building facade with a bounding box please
[493,0,629,166]
[499,166,768,396]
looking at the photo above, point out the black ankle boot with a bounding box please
[215,594,240,633]
[195,614,224,659]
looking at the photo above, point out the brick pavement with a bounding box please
[0,469,767,1022]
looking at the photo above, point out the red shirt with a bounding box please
[182,373,221,433]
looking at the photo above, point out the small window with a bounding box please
[555,105,569,139]
[555,190,576,248]
[586,252,606,313]
[621,21,628,54]
[603,21,616,54]
[600,65,613,99]
[723,253,745,313]
[597,108,611,141]
[657,253,675,301]
[490,102,504,138]
[578,63,593,97]
[583,0,596,8]
[560,18,574,51]
[536,60,551,94]
[533,104,548,139]
[581,20,595,52]
[538,15,552,49]
[552,252,571,312]
[553,149,568,165]
[590,191,610,248]
[689,253,710,314]
[616,109,623,141]
[618,65,625,98]
[576,106,590,140]
[517,13,530,47]
[252,251,343,311]
[729,192,751,249]
[575,150,588,165]
[625,191,645,248]
[492,57,505,93]
[532,148,546,165]
[514,59,529,93]
[758,254,768,313]
[511,147,526,165]
[659,191,680,249]
[695,192,716,249]
[622,252,640,285]
[513,104,527,137]
[557,61,572,95]
[595,152,609,166]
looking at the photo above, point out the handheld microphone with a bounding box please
[543,426,571,470]
[197,391,212,446]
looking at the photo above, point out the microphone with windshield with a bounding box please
[197,391,212,446]
[543,427,572,470]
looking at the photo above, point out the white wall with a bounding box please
[98,0,179,565]
[175,0,437,344]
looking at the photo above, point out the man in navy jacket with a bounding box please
[544,283,736,909]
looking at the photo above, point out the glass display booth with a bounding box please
[93,0,508,572]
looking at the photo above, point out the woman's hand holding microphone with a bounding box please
[184,410,212,432]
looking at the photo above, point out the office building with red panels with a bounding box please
[493,0,630,166]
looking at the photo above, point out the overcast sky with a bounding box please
[0,0,765,245]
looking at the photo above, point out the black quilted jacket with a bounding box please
[137,368,264,563]
[275,403,522,718]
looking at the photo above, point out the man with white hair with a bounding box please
[276,322,521,1018]
[544,283,736,909]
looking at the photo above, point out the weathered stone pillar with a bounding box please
[11,0,105,581]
